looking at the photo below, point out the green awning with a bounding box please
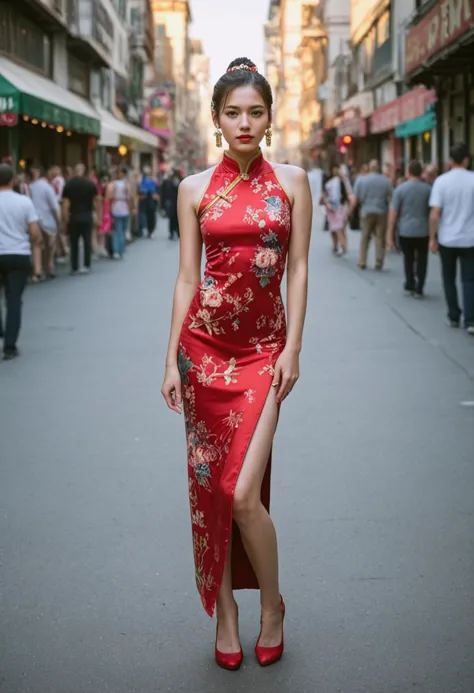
[395,111,437,139]
[0,58,100,137]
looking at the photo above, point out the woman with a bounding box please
[161,57,312,670]
[322,163,349,255]
[107,166,130,259]
[98,172,112,256]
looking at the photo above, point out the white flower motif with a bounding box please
[244,388,256,403]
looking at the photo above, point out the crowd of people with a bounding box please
[320,142,474,337]
[0,161,182,360]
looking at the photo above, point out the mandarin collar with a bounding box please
[222,149,264,178]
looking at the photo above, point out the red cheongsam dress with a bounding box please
[178,149,292,617]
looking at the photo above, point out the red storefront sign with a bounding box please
[405,0,474,75]
[370,87,437,134]
[0,112,18,127]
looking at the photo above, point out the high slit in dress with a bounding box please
[178,149,291,617]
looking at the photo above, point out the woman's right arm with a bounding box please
[161,177,203,413]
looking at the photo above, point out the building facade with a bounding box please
[188,40,212,170]
[404,0,474,168]
[150,0,192,169]
[0,0,160,171]
[265,0,330,165]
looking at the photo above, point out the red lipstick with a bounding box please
[237,135,253,142]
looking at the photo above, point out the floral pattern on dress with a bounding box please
[250,230,281,287]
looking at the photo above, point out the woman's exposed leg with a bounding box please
[216,532,241,653]
[330,231,338,252]
[337,227,347,254]
[232,388,282,647]
[32,237,43,279]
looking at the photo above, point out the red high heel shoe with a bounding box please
[215,622,244,671]
[255,595,285,666]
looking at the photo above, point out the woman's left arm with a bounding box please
[273,168,312,403]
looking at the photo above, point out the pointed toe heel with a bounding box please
[215,645,244,670]
[215,620,243,670]
[255,595,285,667]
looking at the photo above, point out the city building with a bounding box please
[265,0,348,166]
[265,0,327,165]
[298,2,327,167]
[404,0,474,168]
[0,0,101,168]
[188,40,212,170]
[264,0,283,159]
[150,0,192,169]
[0,0,160,171]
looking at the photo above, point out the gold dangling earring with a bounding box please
[265,128,272,147]
[214,129,222,148]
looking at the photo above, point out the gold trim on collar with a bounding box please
[223,148,262,178]
[198,149,263,220]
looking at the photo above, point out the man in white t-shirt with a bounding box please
[30,165,60,278]
[429,143,474,335]
[0,163,41,360]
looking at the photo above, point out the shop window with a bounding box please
[68,54,89,98]
[130,8,142,36]
[377,11,390,48]
[0,4,52,76]
[116,0,127,21]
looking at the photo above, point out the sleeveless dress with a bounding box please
[178,150,292,617]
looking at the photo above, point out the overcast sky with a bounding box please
[189,0,269,86]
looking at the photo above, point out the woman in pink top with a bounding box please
[107,167,130,259]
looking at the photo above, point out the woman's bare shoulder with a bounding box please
[271,162,307,183]
[180,167,218,208]
[269,162,308,205]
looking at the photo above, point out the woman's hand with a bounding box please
[161,365,182,414]
[272,348,300,403]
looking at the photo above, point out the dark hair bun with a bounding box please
[227,57,257,72]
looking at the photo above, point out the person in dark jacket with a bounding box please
[161,170,181,240]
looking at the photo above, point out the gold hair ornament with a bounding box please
[227,64,258,73]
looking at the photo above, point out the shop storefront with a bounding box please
[370,87,437,170]
[299,128,325,168]
[337,91,376,168]
[0,56,100,169]
[405,0,474,167]
[97,108,160,174]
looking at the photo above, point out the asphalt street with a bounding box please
[1,213,473,693]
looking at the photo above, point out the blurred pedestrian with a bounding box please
[429,143,474,334]
[138,166,159,238]
[383,162,394,183]
[62,163,98,275]
[108,166,131,259]
[128,170,140,240]
[348,163,368,231]
[0,163,42,360]
[386,160,431,297]
[89,166,103,256]
[98,171,112,256]
[161,170,180,240]
[13,169,30,196]
[352,159,393,270]
[321,162,349,255]
[30,165,60,279]
[49,165,69,262]
[422,164,438,185]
